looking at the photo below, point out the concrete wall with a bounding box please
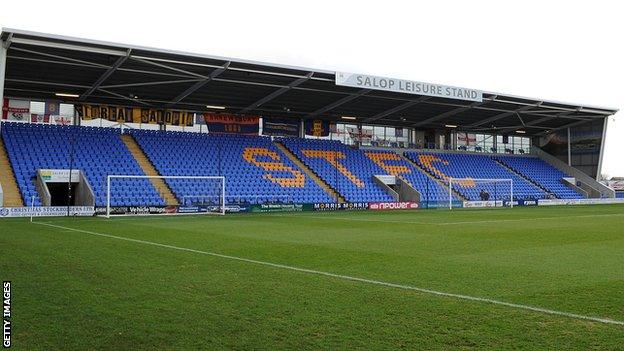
[74,171,95,206]
[396,178,421,202]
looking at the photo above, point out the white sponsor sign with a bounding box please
[0,206,95,217]
[336,72,482,102]
[375,175,396,185]
[39,169,80,183]
[463,201,503,208]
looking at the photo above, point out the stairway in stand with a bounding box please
[401,153,468,201]
[120,134,179,206]
[492,157,555,197]
[274,141,345,203]
[0,135,24,207]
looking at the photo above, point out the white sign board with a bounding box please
[39,169,81,183]
[463,201,503,208]
[335,72,482,102]
[0,206,95,217]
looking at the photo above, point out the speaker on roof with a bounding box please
[502,134,509,144]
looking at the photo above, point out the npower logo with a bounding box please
[369,202,419,210]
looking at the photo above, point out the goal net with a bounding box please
[448,178,514,209]
[106,175,225,218]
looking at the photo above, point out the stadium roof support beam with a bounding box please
[363,97,430,123]
[96,88,152,106]
[9,46,109,69]
[5,78,90,88]
[491,97,615,115]
[239,72,314,113]
[169,62,231,105]
[131,55,333,82]
[412,100,489,127]
[307,89,372,118]
[8,54,206,80]
[9,54,111,69]
[9,36,127,56]
[536,119,594,136]
[79,49,132,101]
[129,56,210,79]
[100,79,203,89]
[468,104,540,128]
[500,110,583,134]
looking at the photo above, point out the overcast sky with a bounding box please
[1,0,622,177]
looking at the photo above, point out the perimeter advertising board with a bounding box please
[0,206,94,217]
[369,202,419,210]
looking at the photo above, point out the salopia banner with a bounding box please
[77,104,195,126]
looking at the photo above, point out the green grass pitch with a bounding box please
[1,204,623,350]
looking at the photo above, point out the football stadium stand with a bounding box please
[129,130,335,205]
[616,192,624,199]
[494,155,584,199]
[405,152,547,201]
[1,123,164,207]
[279,138,395,203]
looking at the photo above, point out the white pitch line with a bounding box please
[434,212,624,226]
[265,212,624,226]
[33,221,624,327]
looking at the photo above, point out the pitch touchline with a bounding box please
[267,212,624,226]
[33,221,623,327]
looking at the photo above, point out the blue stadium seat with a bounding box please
[279,138,394,203]
[1,122,164,207]
[129,130,333,205]
[405,151,547,201]
[494,156,584,199]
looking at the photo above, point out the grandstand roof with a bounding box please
[0,28,618,136]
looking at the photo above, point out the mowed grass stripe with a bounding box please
[32,221,624,327]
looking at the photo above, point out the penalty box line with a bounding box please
[33,221,624,327]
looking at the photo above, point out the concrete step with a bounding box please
[401,152,468,201]
[120,134,179,206]
[493,158,552,197]
[0,135,24,207]
[274,141,345,203]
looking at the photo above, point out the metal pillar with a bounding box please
[0,41,8,117]
[596,117,609,180]
[567,127,572,166]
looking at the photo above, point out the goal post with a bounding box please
[106,175,226,218]
[448,178,514,209]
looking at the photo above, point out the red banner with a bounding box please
[203,113,259,134]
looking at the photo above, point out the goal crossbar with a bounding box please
[106,175,226,218]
